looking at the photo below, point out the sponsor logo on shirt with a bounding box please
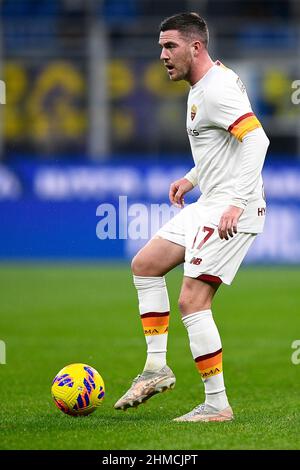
[187,127,200,136]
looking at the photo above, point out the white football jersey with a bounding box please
[185,61,267,232]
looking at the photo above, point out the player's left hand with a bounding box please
[218,205,244,240]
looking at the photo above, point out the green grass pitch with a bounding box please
[0,264,300,450]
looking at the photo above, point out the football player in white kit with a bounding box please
[114,12,269,422]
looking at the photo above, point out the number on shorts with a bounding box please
[192,226,215,250]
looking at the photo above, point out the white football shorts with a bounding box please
[156,200,257,285]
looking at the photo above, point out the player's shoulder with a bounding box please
[204,62,238,93]
[204,62,245,105]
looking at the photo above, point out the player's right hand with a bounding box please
[169,178,194,208]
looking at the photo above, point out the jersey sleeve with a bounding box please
[205,73,262,142]
[229,127,269,207]
[184,166,198,187]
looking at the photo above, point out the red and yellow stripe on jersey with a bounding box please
[228,112,261,142]
[141,312,169,336]
[195,348,223,379]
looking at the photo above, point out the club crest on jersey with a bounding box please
[191,104,197,121]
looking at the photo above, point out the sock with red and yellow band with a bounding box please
[133,275,170,372]
[182,309,229,410]
[195,348,223,379]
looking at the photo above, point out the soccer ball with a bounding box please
[51,363,105,416]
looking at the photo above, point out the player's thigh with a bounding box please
[131,236,185,277]
[178,276,220,316]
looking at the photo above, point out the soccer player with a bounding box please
[114,12,269,422]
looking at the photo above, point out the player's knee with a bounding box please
[178,293,210,316]
[131,254,152,276]
[131,255,142,275]
[178,292,194,315]
[178,282,212,316]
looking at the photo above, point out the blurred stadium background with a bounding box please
[0,0,299,263]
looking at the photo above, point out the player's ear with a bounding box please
[192,41,202,56]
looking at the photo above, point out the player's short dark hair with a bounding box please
[159,12,209,49]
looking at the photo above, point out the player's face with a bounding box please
[159,30,193,82]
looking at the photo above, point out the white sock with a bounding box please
[182,309,229,410]
[143,352,166,372]
[133,275,170,372]
[205,390,229,410]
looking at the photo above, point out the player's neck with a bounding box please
[188,55,215,87]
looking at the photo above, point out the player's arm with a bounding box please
[169,167,197,208]
[184,166,198,187]
[206,76,269,239]
[218,127,269,240]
